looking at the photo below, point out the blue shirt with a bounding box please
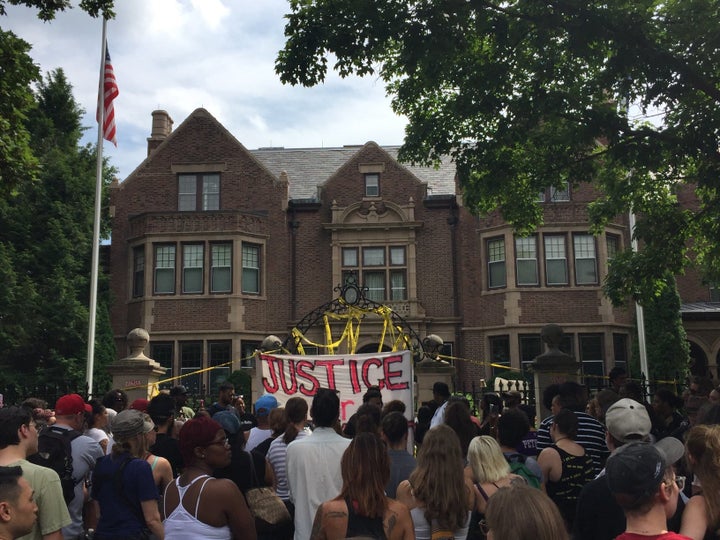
[91,453,158,538]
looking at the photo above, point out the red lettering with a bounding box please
[340,399,355,422]
[295,360,320,396]
[348,359,361,394]
[383,354,409,390]
[261,355,280,393]
[361,357,383,388]
[315,359,344,390]
[278,359,298,395]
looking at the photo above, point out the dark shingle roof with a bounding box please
[249,145,456,200]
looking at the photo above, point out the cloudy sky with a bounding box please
[3,0,408,180]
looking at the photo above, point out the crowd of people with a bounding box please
[0,371,718,540]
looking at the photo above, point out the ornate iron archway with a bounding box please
[281,275,430,362]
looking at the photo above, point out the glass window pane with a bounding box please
[183,245,203,293]
[211,244,231,293]
[550,182,570,201]
[364,271,385,301]
[545,236,568,285]
[363,247,385,266]
[576,259,597,284]
[390,270,407,300]
[606,234,619,261]
[150,343,173,390]
[574,234,597,284]
[390,246,405,266]
[488,238,506,288]
[242,244,260,293]
[342,248,358,267]
[365,174,379,197]
[489,261,506,288]
[488,239,505,262]
[133,247,145,297]
[155,245,175,294]
[546,259,568,284]
[517,260,539,285]
[208,341,231,397]
[202,174,220,210]
[180,342,203,396]
[178,175,196,211]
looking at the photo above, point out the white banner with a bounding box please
[259,350,413,424]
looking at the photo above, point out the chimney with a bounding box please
[147,110,173,156]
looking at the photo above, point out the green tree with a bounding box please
[276,0,720,305]
[0,69,115,397]
[639,274,690,382]
[0,0,115,196]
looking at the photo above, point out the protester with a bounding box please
[478,393,501,438]
[680,424,720,540]
[381,411,416,499]
[483,483,568,540]
[268,397,308,504]
[536,381,608,475]
[464,435,522,540]
[573,398,686,540]
[163,416,256,540]
[169,386,195,422]
[52,394,104,539]
[396,425,473,539]
[444,399,478,458]
[252,407,287,457]
[91,409,164,539]
[140,413,173,499]
[245,395,279,452]
[311,433,414,539]
[287,389,351,540]
[537,408,594,530]
[429,382,451,429]
[652,387,688,441]
[147,394,183,477]
[497,408,542,488]
[101,389,128,425]
[207,383,236,417]
[0,465,38,540]
[343,387,383,437]
[607,443,690,540]
[0,406,70,540]
[85,399,111,455]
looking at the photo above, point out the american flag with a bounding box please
[98,45,119,146]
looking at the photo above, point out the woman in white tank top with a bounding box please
[162,416,256,539]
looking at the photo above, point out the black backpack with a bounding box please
[28,426,82,503]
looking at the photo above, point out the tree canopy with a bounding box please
[276,0,720,305]
[0,69,115,397]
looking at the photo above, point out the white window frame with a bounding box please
[365,173,380,197]
[210,243,232,293]
[544,235,568,285]
[182,244,204,294]
[515,236,539,286]
[487,238,507,289]
[154,244,176,294]
[574,234,598,285]
[241,243,260,294]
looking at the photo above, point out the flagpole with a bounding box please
[87,18,108,398]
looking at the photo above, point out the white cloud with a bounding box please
[2,0,408,179]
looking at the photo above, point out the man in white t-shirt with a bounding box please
[287,389,350,540]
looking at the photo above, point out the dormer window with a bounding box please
[365,173,380,197]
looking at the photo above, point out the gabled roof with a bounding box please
[250,145,456,200]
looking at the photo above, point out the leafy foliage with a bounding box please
[0,0,114,20]
[277,0,720,305]
[0,69,115,396]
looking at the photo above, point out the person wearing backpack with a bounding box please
[0,406,70,540]
[496,409,543,490]
[91,410,164,540]
[49,394,104,539]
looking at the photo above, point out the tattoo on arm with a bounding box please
[386,513,397,536]
[326,511,348,519]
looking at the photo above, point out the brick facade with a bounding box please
[108,108,720,395]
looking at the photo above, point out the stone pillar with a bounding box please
[529,324,581,422]
[107,328,167,403]
[415,360,455,412]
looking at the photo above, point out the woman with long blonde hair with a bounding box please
[465,436,522,515]
[397,424,473,539]
[681,424,720,540]
[484,483,568,540]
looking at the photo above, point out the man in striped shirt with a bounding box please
[536,381,609,475]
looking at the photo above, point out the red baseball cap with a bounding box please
[55,394,92,416]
